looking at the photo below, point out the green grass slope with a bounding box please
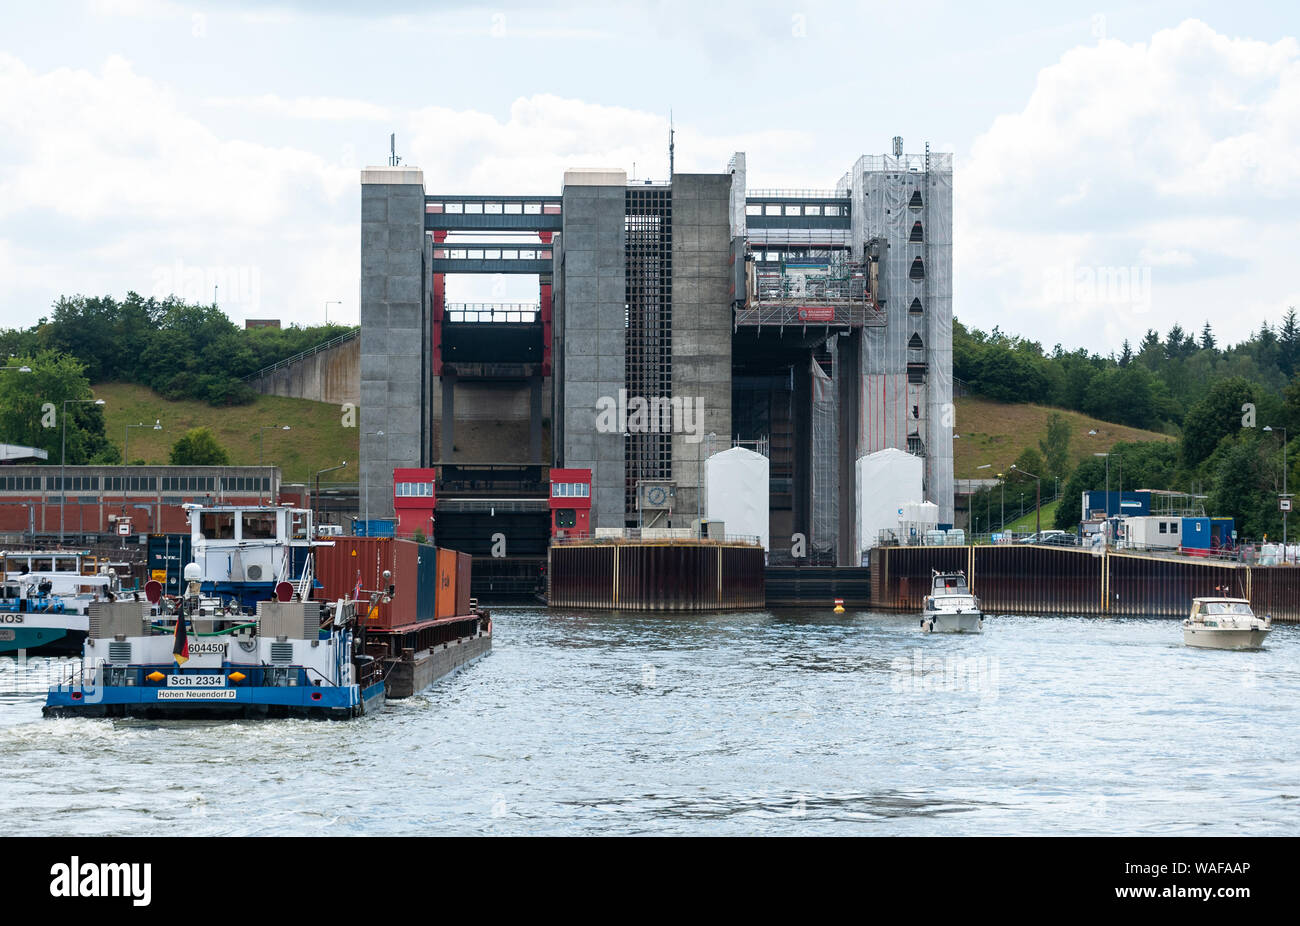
[94,382,359,484]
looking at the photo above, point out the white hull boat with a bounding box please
[921,571,983,634]
[1183,597,1270,650]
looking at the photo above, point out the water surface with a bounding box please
[2,608,1296,835]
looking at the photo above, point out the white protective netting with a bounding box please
[849,149,955,525]
[810,343,838,559]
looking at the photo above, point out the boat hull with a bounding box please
[1183,627,1270,650]
[0,627,85,657]
[384,628,492,699]
[921,611,984,633]
[42,679,387,720]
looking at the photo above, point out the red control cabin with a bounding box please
[393,467,437,539]
[549,468,591,540]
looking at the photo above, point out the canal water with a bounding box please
[2,608,1297,835]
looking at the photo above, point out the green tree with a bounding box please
[1054,457,1107,530]
[1039,412,1072,481]
[0,351,115,464]
[169,427,231,466]
[1180,377,1256,468]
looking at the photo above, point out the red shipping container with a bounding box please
[435,548,458,620]
[313,537,423,630]
[455,551,473,616]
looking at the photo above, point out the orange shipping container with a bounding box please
[435,547,458,620]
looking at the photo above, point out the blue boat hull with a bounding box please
[43,679,386,720]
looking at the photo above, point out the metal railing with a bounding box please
[243,328,360,382]
[552,531,762,546]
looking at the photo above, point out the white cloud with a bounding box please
[958,19,1300,352]
[204,94,394,121]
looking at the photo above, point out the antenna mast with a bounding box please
[669,111,675,177]
[388,133,401,167]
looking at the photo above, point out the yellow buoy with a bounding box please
[833,598,845,613]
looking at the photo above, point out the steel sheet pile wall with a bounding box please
[974,545,1103,615]
[548,544,616,608]
[548,543,764,610]
[871,545,1300,621]
[721,546,765,608]
[1244,566,1300,621]
[870,544,967,610]
[1107,553,1241,617]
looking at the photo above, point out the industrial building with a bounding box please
[359,139,953,588]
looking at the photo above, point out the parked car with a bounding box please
[1019,530,1078,546]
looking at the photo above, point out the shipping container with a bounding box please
[435,548,458,620]
[352,518,396,538]
[146,534,192,595]
[455,550,473,616]
[314,536,432,630]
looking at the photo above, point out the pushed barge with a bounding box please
[44,503,490,719]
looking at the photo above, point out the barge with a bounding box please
[43,502,490,719]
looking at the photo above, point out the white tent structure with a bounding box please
[705,446,770,551]
[856,448,924,556]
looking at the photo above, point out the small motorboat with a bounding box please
[921,570,983,633]
[1183,597,1271,650]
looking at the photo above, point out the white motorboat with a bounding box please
[921,570,983,633]
[1183,597,1271,650]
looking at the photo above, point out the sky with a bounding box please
[0,0,1297,355]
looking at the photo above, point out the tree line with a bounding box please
[958,309,1300,541]
[0,293,354,406]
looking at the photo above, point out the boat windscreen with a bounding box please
[1204,602,1253,615]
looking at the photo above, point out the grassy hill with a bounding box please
[94,382,359,484]
[953,395,1173,479]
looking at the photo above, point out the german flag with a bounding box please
[172,598,190,666]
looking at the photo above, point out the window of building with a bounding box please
[765,204,781,216]
[909,257,925,280]
[907,362,927,384]
[745,204,762,216]
[908,333,924,350]
[824,205,841,216]
[908,190,923,209]
[909,298,923,315]
[785,205,801,216]
[910,221,923,242]
[1171,521,1180,534]
[1159,522,1167,534]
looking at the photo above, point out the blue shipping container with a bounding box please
[353,519,395,538]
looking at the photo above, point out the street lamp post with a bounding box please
[1265,426,1288,560]
[1094,451,1112,545]
[313,461,348,527]
[1011,463,1043,538]
[124,419,162,465]
[257,425,291,467]
[60,397,105,544]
